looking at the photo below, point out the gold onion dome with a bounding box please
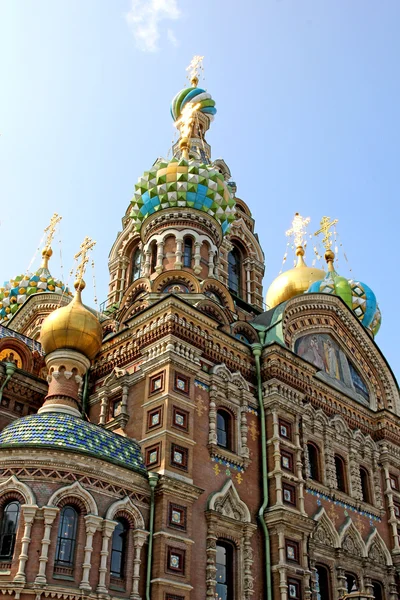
[266,246,326,309]
[40,279,102,360]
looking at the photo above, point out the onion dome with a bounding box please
[171,86,216,122]
[0,412,146,474]
[40,279,102,360]
[130,156,235,234]
[266,246,326,309]
[0,249,72,323]
[307,250,382,336]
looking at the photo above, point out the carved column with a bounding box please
[96,519,117,594]
[208,384,218,446]
[336,566,347,598]
[175,237,183,269]
[14,504,38,583]
[309,558,318,600]
[295,415,305,514]
[245,263,251,304]
[243,525,255,600]
[206,518,218,599]
[208,249,215,277]
[240,403,249,460]
[34,506,59,584]
[99,391,108,425]
[324,437,337,490]
[143,248,151,277]
[272,410,283,505]
[304,442,311,478]
[131,530,149,599]
[193,241,202,274]
[372,450,383,509]
[381,447,400,551]
[349,443,363,501]
[155,241,164,274]
[79,515,103,591]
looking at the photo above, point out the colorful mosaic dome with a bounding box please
[307,255,381,336]
[0,254,71,323]
[0,412,147,475]
[170,86,216,122]
[130,157,235,234]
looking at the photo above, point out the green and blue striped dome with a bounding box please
[130,157,235,234]
[171,86,216,122]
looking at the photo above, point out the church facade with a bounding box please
[0,62,398,600]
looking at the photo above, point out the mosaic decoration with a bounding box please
[0,325,43,354]
[194,379,209,391]
[130,157,236,235]
[0,267,71,323]
[0,412,147,475]
[247,407,259,417]
[170,86,216,122]
[211,456,244,473]
[306,488,381,522]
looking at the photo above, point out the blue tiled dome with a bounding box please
[0,413,146,475]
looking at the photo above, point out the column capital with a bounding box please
[42,506,59,524]
[133,529,149,548]
[84,514,103,533]
[21,504,39,523]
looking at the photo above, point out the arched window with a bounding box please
[315,564,331,600]
[0,501,20,560]
[360,467,372,504]
[131,247,141,282]
[307,442,321,482]
[55,506,78,566]
[216,540,234,600]
[345,572,358,593]
[334,455,347,493]
[217,410,232,450]
[228,248,241,296]
[183,238,193,268]
[110,517,128,579]
[372,581,384,600]
[150,243,157,273]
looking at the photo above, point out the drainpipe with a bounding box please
[146,472,159,600]
[251,334,272,600]
[0,362,17,402]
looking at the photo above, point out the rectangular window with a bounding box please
[394,501,400,518]
[287,578,302,599]
[166,547,185,575]
[111,398,122,419]
[145,443,161,468]
[174,372,190,395]
[147,406,163,431]
[172,406,189,432]
[285,539,300,563]
[149,371,165,395]
[281,450,294,472]
[170,444,188,471]
[279,419,292,441]
[390,474,399,490]
[283,483,296,506]
[168,503,187,531]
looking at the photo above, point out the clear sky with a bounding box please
[1,1,399,379]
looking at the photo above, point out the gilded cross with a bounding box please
[186,55,204,86]
[43,213,62,251]
[314,216,338,251]
[249,419,260,442]
[74,236,96,284]
[328,503,339,527]
[195,394,207,417]
[285,212,310,248]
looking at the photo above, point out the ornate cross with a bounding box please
[74,236,96,283]
[314,216,338,251]
[285,212,310,247]
[43,213,62,250]
[186,55,204,86]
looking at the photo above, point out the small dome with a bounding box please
[130,157,236,234]
[0,249,72,323]
[266,247,326,309]
[307,250,382,336]
[171,86,216,122]
[0,412,146,474]
[40,280,102,360]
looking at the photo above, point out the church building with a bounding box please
[0,59,398,600]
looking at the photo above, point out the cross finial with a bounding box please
[43,213,62,251]
[74,236,96,285]
[285,212,310,248]
[314,216,338,251]
[186,55,204,87]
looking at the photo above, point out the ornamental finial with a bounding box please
[314,216,339,251]
[73,236,96,288]
[186,55,204,87]
[40,213,62,269]
[286,212,310,249]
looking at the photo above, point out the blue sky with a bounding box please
[1,1,399,378]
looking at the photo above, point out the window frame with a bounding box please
[216,540,234,600]
[307,442,321,482]
[131,247,142,283]
[166,546,185,575]
[0,500,20,562]
[315,564,331,600]
[287,577,302,599]
[359,466,372,504]
[168,503,187,531]
[110,517,129,580]
[285,539,300,563]
[283,483,297,507]
[174,372,190,396]
[216,408,233,451]
[172,406,189,432]
[149,371,165,395]
[228,247,242,297]
[147,406,163,431]
[55,505,79,568]
[279,419,292,441]
[281,450,294,472]
[170,443,189,471]
[334,454,348,494]
[145,442,162,468]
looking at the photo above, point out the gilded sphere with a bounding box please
[266,250,326,309]
[40,281,103,360]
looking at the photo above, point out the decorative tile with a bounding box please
[194,379,209,391]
